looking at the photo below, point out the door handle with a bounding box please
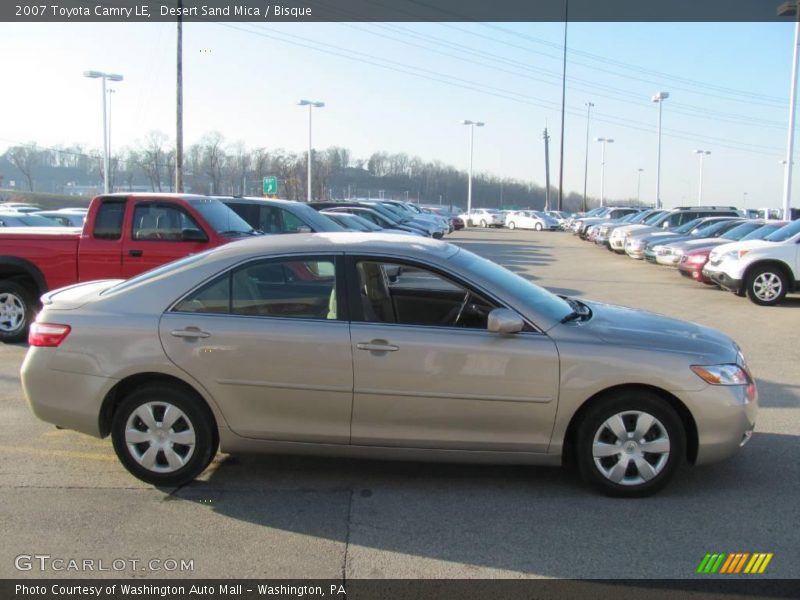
[171,328,211,339]
[357,341,399,352]
[129,249,143,257]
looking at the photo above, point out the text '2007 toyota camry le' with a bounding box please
[21,233,757,497]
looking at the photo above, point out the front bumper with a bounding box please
[705,270,744,294]
[655,253,682,267]
[625,241,646,259]
[679,383,758,465]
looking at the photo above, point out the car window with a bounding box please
[281,209,307,233]
[173,275,231,314]
[132,204,205,241]
[94,199,126,240]
[355,260,498,328]
[230,258,338,320]
[765,219,800,242]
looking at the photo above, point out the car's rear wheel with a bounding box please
[480,219,487,228]
[746,265,787,306]
[0,281,35,343]
[508,221,516,230]
[535,222,543,231]
[111,384,217,487]
[576,391,684,497]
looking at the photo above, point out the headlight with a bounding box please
[691,364,750,386]
[687,254,707,264]
[723,249,749,261]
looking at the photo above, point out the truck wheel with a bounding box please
[746,265,788,306]
[0,281,36,343]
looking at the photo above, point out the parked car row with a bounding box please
[0,203,88,228]
[572,204,799,307]
[456,207,569,230]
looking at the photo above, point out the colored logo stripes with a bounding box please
[697,552,773,574]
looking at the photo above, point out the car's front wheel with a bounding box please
[576,391,685,497]
[111,383,217,486]
[480,219,487,228]
[508,221,516,230]
[535,222,543,231]
[746,265,788,306]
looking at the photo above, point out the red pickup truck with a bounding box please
[0,193,257,342]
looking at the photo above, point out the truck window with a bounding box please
[94,200,126,240]
[132,204,203,241]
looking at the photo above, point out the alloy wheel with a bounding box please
[0,292,25,333]
[752,272,783,303]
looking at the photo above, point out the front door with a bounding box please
[347,259,559,452]
[159,255,353,443]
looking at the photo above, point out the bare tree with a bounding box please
[137,131,170,192]
[198,132,226,195]
[6,145,39,191]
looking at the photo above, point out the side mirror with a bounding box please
[181,228,208,242]
[487,308,525,334]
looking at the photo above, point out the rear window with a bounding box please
[94,200,126,240]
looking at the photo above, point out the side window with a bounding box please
[259,207,283,234]
[231,258,337,320]
[132,204,204,241]
[355,260,497,329]
[281,210,307,233]
[94,200,126,240]
[173,275,231,314]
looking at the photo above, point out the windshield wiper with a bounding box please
[560,297,590,323]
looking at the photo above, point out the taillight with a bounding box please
[28,323,71,347]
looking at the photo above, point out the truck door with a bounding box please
[77,197,127,282]
[122,201,212,278]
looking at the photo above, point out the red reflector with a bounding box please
[28,323,71,347]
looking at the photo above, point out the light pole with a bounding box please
[84,70,123,194]
[297,99,325,202]
[582,102,594,212]
[693,149,711,204]
[651,91,670,209]
[636,168,644,204]
[595,137,614,206]
[778,1,800,220]
[461,120,485,215]
[107,88,116,191]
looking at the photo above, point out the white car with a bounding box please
[460,208,504,228]
[702,219,800,306]
[505,210,560,231]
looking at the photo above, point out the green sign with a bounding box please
[262,176,278,195]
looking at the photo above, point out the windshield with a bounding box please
[720,222,762,240]
[741,223,784,241]
[288,203,346,232]
[693,219,737,237]
[765,219,800,242]
[673,217,705,234]
[189,198,253,235]
[453,249,572,326]
[642,211,665,225]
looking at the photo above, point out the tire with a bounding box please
[480,220,487,228]
[508,221,516,230]
[575,390,685,498]
[745,265,788,306]
[0,280,36,343]
[535,223,543,231]
[111,383,217,487]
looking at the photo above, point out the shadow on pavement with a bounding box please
[170,429,798,578]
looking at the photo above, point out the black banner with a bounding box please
[3,579,800,600]
[1,0,793,23]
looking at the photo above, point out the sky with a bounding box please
[0,20,796,209]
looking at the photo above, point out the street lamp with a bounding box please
[84,70,123,194]
[107,88,116,190]
[651,91,670,209]
[297,99,325,202]
[595,137,614,206]
[636,168,644,204]
[693,149,711,204]
[778,1,800,220]
[461,120,485,215]
[582,102,595,212]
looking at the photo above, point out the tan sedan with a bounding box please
[21,233,757,496]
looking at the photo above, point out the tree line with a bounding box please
[1,131,647,212]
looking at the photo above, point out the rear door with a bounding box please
[159,254,353,443]
[122,201,212,278]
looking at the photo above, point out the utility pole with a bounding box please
[557,1,569,211]
[175,0,184,193]
[582,102,594,213]
[543,128,552,211]
[778,0,800,220]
